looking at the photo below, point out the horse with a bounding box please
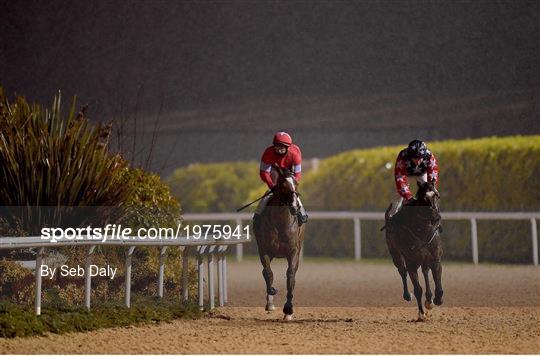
[384,180,444,321]
[254,165,305,321]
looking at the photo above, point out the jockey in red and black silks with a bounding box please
[388,139,439,217]
[253,132,308,229]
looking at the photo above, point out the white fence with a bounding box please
[2,211,537,315]
[0,234,250,315]
[184,211,540,266]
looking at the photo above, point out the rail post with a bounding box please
[223,246,228,304]
[217,246,225,307]
[197,246,205,310]
[181,246,190,302]
[34,247,45,316]
[236,218,243,262]
[158,246,167,298]
[470,218,479,264]
[531,218,538,266]
[85,245,96,310]
[354,218,361,261]
[125,246,136,308]
[208,246,216,310]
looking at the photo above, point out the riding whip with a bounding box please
[236,190,273,212]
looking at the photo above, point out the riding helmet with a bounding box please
[273,131,293,147]
[407,139,427,158]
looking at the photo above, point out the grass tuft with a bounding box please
[0,296,201,338]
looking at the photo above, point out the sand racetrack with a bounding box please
[1,260,539,354]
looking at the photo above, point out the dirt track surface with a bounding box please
[1,307,538,354]
[226,260,540,307]
[1,261,539,354]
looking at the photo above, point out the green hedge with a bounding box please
[301,136,540,263]
[168,161,260,213]
[168,136,539,263]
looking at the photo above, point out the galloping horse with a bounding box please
[384,181,444,321]
[254,165,305,321]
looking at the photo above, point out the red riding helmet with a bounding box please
[273,131,293,146]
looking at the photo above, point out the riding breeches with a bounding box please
[255,191,273,215]
[388,173,427,218]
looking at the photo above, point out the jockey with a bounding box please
[388,139,439,217]
[253,132,308,230]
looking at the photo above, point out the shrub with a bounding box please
[168,161,260,212]
[120,167,181,229]
[301,135,540,263]
[0,298,201,338]
[0,87,129,234]
[166,136,540,263]
[0,87,190,307]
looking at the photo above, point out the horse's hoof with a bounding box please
[434,290,443,305]
[415,312,427,322]
[265,304,275,311]
[425,300,434,310]
[434,291,443,306]
[403,292,412,302]
[283,314,293,321]
[267,287,278,296]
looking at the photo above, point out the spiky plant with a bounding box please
[0,87,130,234]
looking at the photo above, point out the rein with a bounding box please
[236,190,273,212]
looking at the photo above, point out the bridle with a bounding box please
[272,172,301,223]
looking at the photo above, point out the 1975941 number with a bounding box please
[184,224,249,240]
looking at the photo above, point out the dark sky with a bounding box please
[1,0,539,173]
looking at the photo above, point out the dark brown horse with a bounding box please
[385,181,444,321]
[254,165,305,320]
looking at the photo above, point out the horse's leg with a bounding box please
[431,260,444,306]
[407,263,426,321]
[422,264,434,310]
[387,243,411,301]
[283,250,300,320]
[259,253,277,311]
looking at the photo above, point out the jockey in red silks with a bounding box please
[388,139,439,217]
[253,132,308,230]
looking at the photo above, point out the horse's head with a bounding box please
[416,180,440,211]
[273,164,298,206]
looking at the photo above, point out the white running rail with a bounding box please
[184,211,540,266]
[0,234,250,315]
